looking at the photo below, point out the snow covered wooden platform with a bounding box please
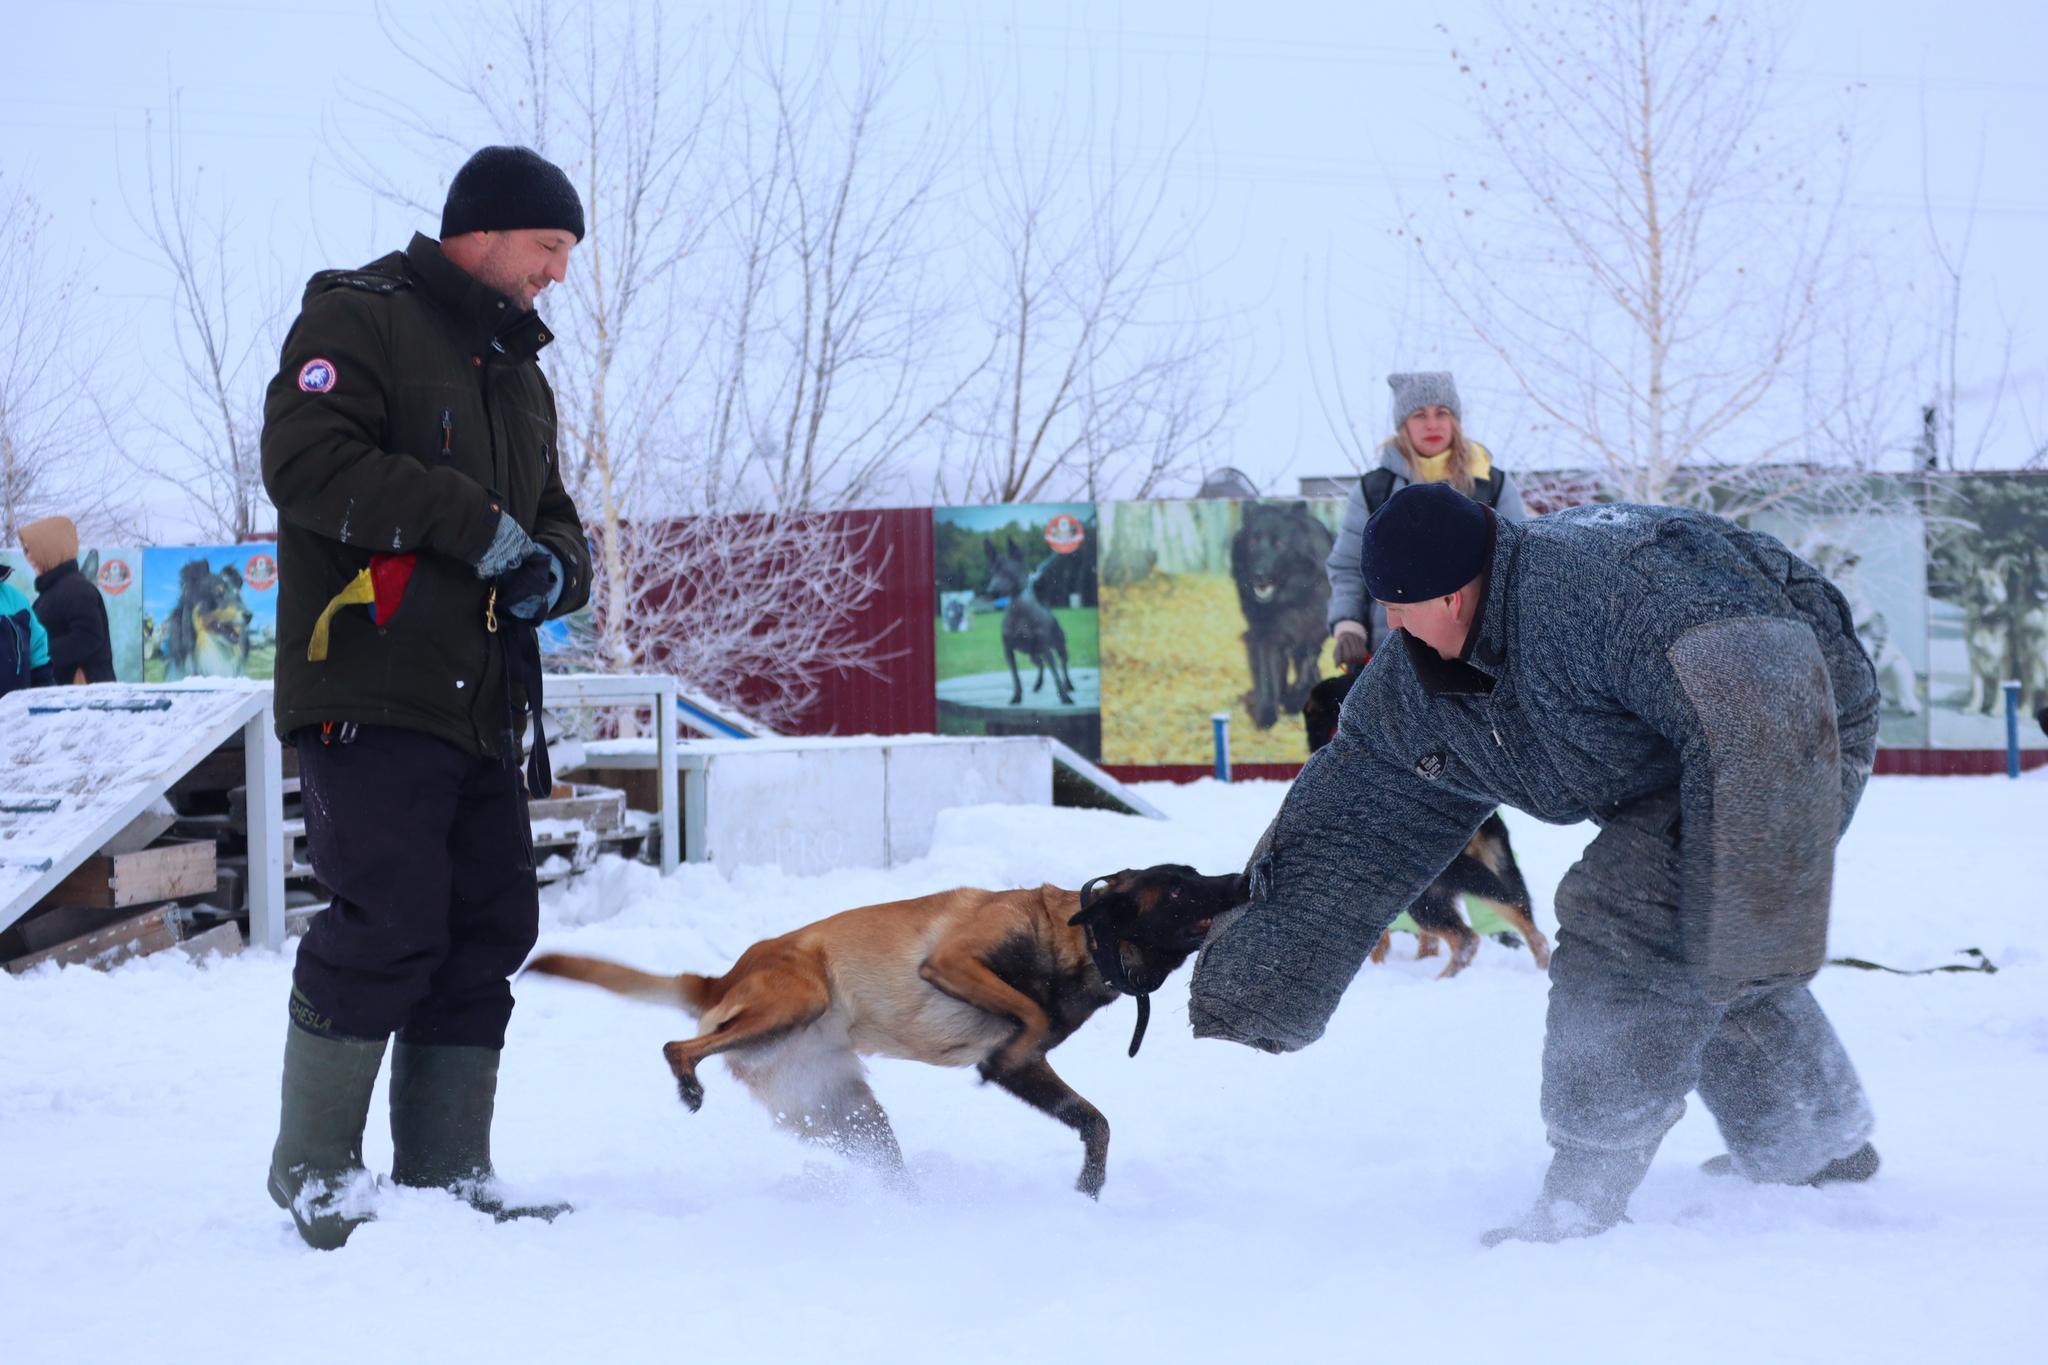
[0,682,286,948]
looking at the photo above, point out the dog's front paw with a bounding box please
[1075,1164,1105,1200]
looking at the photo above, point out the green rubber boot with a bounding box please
[267,1024,388,1250]
[389,1042,569,1224]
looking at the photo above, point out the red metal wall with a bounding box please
[1874,749,2047,776]
[784,508,937,737]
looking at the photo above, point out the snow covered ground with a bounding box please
[3,775,2043,1364]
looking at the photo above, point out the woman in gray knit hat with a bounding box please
[1324,372,1530,670]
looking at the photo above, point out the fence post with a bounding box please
[1211,712,1232,783]
[2005,681,2023,779]
[243,692,286,951]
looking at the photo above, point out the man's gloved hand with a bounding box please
[498,547,563,621]
[474,508,537,579]
[1332,620,1371,673]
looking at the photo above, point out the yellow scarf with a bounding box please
[1408,441,1492,484]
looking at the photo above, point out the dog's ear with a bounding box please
[181,559,208,587]
[221,564,244,589]
[1069,872,1130,928]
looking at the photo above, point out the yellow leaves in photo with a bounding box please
[1100,572,1336,766]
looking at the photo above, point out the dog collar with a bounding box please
[1078,918,1151,1059]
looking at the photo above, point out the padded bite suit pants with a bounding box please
[289,725,539,1049]
[1541,790,1874,1195]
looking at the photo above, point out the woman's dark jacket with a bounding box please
[31,560,115,683]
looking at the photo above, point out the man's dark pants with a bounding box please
[1542,789,1873,1191]
[290,725,538,1048]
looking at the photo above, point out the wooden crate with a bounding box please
[3,903,182,974]
[170,743,298,795]
[527,784,626,833]
[36,839,217,910]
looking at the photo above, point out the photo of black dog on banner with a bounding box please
[1231,501,1336,729]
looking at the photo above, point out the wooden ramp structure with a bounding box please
[0,682,287,950]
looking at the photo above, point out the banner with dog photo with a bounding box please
[1097,498,1346,766]
[0,546,148,682]
[1744,476,1932,749]
[933,504,1100,757]
[1923,473,2048,749]
[142,545,280,682]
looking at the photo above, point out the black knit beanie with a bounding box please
[1360,482,1493,603]
[441,146,585,241]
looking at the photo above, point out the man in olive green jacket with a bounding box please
[260,146,594,1249]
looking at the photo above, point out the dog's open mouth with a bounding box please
[207,619,245,646]
[1250,583,1277,603]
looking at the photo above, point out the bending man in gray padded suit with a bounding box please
[1189,483,1882,1243]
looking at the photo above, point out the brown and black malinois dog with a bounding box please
[1302,669,1550,977]
[525,865,1245,1198]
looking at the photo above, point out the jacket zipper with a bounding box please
[474,352,502,755]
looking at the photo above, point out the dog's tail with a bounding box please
[524,952,712,1018]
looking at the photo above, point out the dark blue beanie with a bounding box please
[1360,482,1493,603]
[442,146,585,241]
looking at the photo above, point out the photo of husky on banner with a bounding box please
[932,504,1101,758]
[1097,498,1346,766]
[141,545,280,681]
[1746,475,1932,750]
[1924,473,2048,750]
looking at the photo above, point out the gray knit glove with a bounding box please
[500,548,564,621]
[474,509,536,579]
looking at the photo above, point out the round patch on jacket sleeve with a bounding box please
[297,358,339,393]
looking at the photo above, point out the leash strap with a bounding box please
[506,621,552,799]
[1077,878,1152,1057]
[1828,949,1995,977]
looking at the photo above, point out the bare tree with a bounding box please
[350,1,922,716]
[704,9,965,512]
[126,97,282,542]
[352,0,727,675]
[1911,103,2048,473]
[0,173,121,543]
[941,52,1245,504]
[562,511,895,731]
[1417,0,1852,507]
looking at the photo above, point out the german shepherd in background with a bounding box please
[526,865,1246,1197]
[1232,502,1335,729]
[1302,670,1550,977]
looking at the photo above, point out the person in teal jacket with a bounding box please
[1,559,54,697]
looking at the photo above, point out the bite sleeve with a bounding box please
[1634,617,1845,1001]
[1189,724,1493,1052]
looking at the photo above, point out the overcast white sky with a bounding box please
[5,0,2044,533]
